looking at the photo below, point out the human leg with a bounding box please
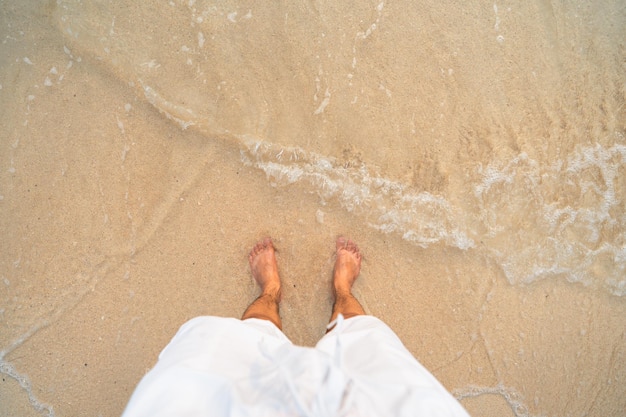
[242,237,282,330]
[316,238,471,416]
[329,237,365,328]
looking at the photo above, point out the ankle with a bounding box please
[333,285,352,300]
[262,284,281,300]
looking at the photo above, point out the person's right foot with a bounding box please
[333,237,362,296]
[249,237,281,297]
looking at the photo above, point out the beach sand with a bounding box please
[1,1,625,416]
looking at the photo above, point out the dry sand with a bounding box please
[1,1,625,416]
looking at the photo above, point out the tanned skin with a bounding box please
[242,237,364,330]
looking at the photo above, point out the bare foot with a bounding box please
[249,237,281,297]
[333,236,362,295]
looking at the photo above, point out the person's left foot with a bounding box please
[249,237,281,298]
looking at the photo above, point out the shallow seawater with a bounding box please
[55,0,626,295]
[1,1,625,416]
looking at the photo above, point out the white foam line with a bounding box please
[1,316,63,417]
[1,316,57,416]
[239,135,474,250]
[453,384,540,417]
[0,360,55,416]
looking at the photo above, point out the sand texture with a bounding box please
[1,1,625,416]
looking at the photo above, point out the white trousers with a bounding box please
[122,315,470,417]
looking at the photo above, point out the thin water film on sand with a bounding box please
[1,1,625,416]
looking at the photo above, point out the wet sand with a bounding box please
[1,1,625,416]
